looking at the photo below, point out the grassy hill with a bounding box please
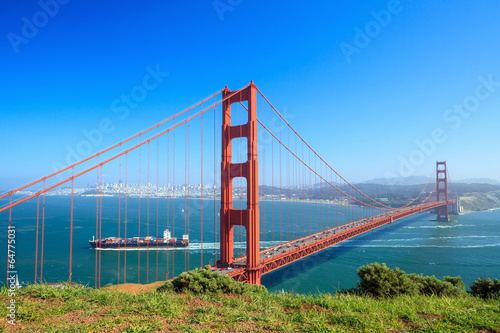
[1,284,499,332]
[1,265,499,332]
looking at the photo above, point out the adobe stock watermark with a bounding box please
[384,74,499,180]
[340,0,410,64]
[51,65,169,178]
[213,0,243,21]
[7,0,71,54]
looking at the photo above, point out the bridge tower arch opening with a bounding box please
[436,161,450,222]
[219,82,261,285]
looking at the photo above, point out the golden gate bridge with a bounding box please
[0,81,457,286]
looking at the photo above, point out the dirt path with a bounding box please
[102,280,166,294]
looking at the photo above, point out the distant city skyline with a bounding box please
[1,1,499,191]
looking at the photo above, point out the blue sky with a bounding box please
[1,0,499,189]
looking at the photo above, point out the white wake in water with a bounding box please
[404,224,474,229]
[367,235,499,242]
[340,243,500,249]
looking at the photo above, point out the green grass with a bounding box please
[1,283,499,332]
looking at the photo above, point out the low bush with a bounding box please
[356,263,466,297]
[409,274,465,297]
[470,277,500,299]
[157,266,268,296]
[356,263,419,297]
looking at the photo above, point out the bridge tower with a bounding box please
[436,161,450,221]
[220,82,261,285]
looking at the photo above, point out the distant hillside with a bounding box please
[460,191,500,212]
[334,182,500,211]
[458,178,500,185]
[265,182,500,206]
[359,176,429,186]
[359,176,500,186]
[450,183,500,194]
[352,182,500,197]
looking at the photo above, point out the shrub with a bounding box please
[408,274,465,297]
[443,276,466,289]
[470,277,500,299]
[356,263,466,297]
[357,263,420,297]
[157,267,268,296]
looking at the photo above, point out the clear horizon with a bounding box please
[1,1,499,190]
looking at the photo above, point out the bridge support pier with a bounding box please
[219,82,261,285]
[436,161,450,222]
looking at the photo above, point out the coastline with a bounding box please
[461,206,500,213]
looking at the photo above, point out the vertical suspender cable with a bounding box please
[213,96,217,266]
[138,137,141,284]
[330,169,333,229]
[295,136,298,239]
[125,153,128,283]
[349,184,352,223]
[118,147,122,284]
[335,173,338,228]
[172,126,175,277]
[315,157,317,233]
[308,150,313,235]
[200,109,204,267]
[95,159,99,288]
[261,97,266,245]
[320,163,323,231]
[302,142,305,238]
[184,122,187,272]
[41,185,45,284]
[187,110,191,270]
[285,128,292,241]
[350,184,352,223]
[99,165,103,288]
[69,167,74,283]
[166,132,170,280]
[262,119,266,245]
[35,194,39,283]
[156,132,159,282]
[147,141,150,284]
[279,125,282,245]
[327,169,330,229]
[292,138,295,239]
[344,179,347,226]
[271,138,274,247]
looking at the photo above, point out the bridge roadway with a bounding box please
[212,200,455,283]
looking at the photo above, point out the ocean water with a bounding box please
[1,196,499,293]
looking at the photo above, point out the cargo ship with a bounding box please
[89,229,189,249]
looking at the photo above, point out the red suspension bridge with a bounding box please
[0,81,457,287]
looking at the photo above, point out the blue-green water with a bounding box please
[1,196,499,293]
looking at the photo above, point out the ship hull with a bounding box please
[89,241,188,249]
